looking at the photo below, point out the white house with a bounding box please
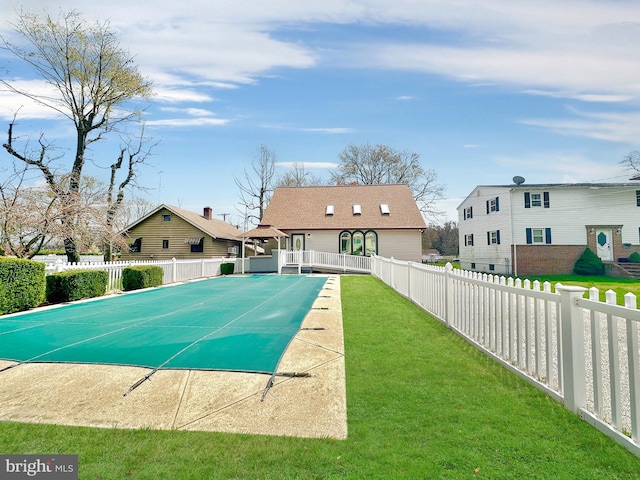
[457,182,640,276]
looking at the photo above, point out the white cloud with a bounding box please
[494,151,630,184]
[521,110,640,144]
[146,118,229,127]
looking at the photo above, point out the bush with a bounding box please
[46,270,108,304]
[573,247,604,276]
[220,262,235,275]
[122,265,164,291]
[630,252,640,263]
[0,257,46,314]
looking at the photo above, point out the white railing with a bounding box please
[279,250,371,273]
[44,257,239,292]
[371,255,640,457]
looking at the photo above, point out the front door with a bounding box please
[291,234,305,251]
[596,228,613,262]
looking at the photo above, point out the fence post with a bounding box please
[557,285,587,413]
[172,257,177,283]
[444,262,453,327]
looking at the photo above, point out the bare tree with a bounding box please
[1,9,153,262]
[0,161,60,258]
[331,143,445,219]
[621,150,640,179]
[276,162,325,187]
[234,145,276,227]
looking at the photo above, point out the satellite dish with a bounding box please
[513,175,525,186]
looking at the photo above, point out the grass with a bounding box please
[1,275,639,478]
[523,274,640,305]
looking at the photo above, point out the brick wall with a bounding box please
[513,245,586,276]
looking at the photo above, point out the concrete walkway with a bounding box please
[0,275,347,439]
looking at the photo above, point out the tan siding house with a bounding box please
[260,184,426,262]
[120,205,243,260]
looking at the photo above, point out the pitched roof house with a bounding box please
[457,182,640,276]
[260,184,426,262]
[120,204,243,260]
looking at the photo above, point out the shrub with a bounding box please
[122,265,164,291]
[46,270,108,304]
[629,252,640,263]
[0,257,46,314]
[573,247,604,276]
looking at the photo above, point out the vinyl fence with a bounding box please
[371,255,640,457]
[44,257,240,292]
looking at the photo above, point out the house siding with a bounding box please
[280,228,422,263]
[459,183,640,277]
[120,208,236,260]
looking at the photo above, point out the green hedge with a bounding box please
[630,252,640,263]
[0,257,45,314]
[46,270,109,304]
[122,265,164,291]
[573,247,604,276]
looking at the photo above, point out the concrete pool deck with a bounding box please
[0,274,347,439]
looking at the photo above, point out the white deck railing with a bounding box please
[279,250,371,273]
[371,255,640,457]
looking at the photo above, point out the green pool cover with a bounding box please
[0,275,327,375]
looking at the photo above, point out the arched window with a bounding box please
[365,230,378,256]
[352,231,364,256]
[339,231,352,254]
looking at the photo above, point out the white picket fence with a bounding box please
[44,257,239,292]
[371,255,640,457]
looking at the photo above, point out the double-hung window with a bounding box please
[465,234,474,246]
[526,227,552,244]
[487,230,501,245]
[486,197,499,213]
[524,192,550,208]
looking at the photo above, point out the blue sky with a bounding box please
[2,1,640,227]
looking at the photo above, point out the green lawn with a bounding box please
[524,274,640,305]
[1,275,639,478]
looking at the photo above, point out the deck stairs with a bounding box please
[613,262,640,280]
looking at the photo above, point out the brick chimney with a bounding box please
[203,206,212,220]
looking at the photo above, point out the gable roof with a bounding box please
[123,204,242,241]
[260,184,426,230]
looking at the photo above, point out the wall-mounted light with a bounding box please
[589,228,595,235]
[617,228,622,235]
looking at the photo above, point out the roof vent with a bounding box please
[352,204,362,215]
[380,203,390,215]
[325,205,334,216]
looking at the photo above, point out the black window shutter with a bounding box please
[470,234,473,246]
[496,230,501,244]
[486,200,490,214]
[524,192,531,208]
[495,197,499,211]
[465,235,468,246]
[543,191,550,208]
[545,228,552,244]
[487,232,491,245]
[469,206,473,218]
[526,228,532,244]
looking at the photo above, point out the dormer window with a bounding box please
[380,204,390,215]
[326,205,334,216]
[353,204,362,215]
